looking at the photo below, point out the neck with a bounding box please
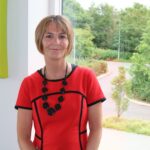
[44,59,67,80]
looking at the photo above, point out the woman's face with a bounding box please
[42,22,69,61]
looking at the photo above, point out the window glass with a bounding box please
[63,0,150,150]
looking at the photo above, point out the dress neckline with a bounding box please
[37,64,77,82]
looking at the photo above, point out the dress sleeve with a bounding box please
[15,77,32,110]
[86,69,106,106]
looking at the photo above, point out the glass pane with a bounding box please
[63,0,150,150]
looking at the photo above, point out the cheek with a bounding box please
[60,41,69,50]
[64,40,69,49]
[42,40,49,49]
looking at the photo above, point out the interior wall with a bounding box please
[0,0,28,149]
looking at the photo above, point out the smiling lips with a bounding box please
[50,48,61,51]
[48,47,60,51]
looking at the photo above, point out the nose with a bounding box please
[52,36,60,44]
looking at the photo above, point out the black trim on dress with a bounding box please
[14,105,32,110]
[31,90,86,103]
[78,96,84,150]
[79,130,87,135]
[34,102,43,150]
[37,64,77,82]
[35,133,42,140]
[87,98,106,107]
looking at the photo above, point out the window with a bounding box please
[63,1,150,150]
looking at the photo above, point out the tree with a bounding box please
[63,0,91,28]
[74,28,95,58]
[120,3,150,53]
[129,20,150,102]
[63,0,150,59]
[136,20,150,63]
[111,67,129,118]
[87,4,118,49]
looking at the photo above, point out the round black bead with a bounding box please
[62,80,67,86]
[43,102,49,109]
[42,80,47,85]
[60,88,65,94]
[58,96,64,102]
[42,87,48,93]
[42,95,48,100]
[55,104,61,110]
[47,107,56,116]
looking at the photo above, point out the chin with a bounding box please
[49,56,65,61]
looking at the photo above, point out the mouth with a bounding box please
[51,48,60,51]
[49,47,60,50]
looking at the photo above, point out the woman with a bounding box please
[15,15,106,150]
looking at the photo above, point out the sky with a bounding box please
[76,0,150,10]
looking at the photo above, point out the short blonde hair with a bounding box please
[35,15,74,55]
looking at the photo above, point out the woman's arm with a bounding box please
[17,109,36,150]
[86,103,102,150]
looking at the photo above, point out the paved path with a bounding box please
[99,128,150,150]
[98,61,150,120]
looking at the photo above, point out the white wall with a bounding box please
[0,0,62,149]
[0,0,28,149]
[48,0,62,15]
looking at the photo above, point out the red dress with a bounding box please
[15,65,106,150]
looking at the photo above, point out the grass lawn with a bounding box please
[102,116,150,136]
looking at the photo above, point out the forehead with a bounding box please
[45,22,66,33]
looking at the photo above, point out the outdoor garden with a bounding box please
[63,0,150,136]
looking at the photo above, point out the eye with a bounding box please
[59,34,67,39]
[45,34,53,38]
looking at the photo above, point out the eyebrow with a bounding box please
[45,32,67,35]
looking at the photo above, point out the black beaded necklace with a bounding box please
[41,64,68,116]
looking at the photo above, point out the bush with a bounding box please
[76,58,107,76]
[129,53,150,102]
[92,48,118,60]
[111,67,129,118]
[92,48,132,61]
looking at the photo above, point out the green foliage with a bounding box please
[87,4,118,49]
[103,117,150,136]
[74,28,95,58]
[92,48,132,61]
[136,20,150,63]
[63,0,150,68]
[120,3,150,53]
[63,0,150,59]
[63,0,91,28]
[129,20,150,102]
[92,49,118,60]
[111,67,129,117]
[130,57,150,101]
